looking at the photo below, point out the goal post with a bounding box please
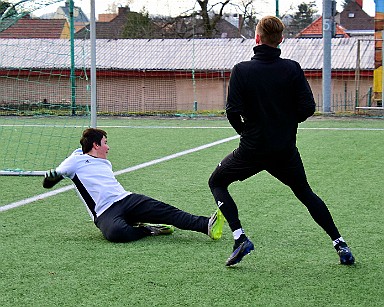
[0,0,93,176]
[2,0,381,176]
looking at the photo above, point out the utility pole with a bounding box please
[322,0,333,113]
[276,0,279,17]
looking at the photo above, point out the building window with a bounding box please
[348,13,355,18]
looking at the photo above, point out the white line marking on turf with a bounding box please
[113,135,239,175]
[1,125,383,213]
[0,186,74,212]
[102,126,384,131]
[0,124,231,129]
[1,124,384,131]
[299,127,384,131]
[0,135,239,213]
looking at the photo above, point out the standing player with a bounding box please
[208,16,355,266]
[43,128,224,243]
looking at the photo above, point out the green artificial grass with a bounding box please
[1,117,383,306]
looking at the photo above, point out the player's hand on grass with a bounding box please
[45,169,59,179]
[43,169,64,189]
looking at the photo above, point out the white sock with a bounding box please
[332,237,345,247]
[233,228,245,240]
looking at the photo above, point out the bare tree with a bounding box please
[196,0,230,37]
[152,0,235,38]
[230,0,259,38]
[152,0,260,39]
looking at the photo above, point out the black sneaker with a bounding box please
[135,223,175,236]
[337,246,355,265]
[226,238,254,266]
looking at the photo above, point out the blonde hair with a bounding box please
[256,16,285,47]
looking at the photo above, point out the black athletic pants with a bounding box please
[208,147,341,241]
[95,193,209,242]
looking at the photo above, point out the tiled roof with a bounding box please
[0,37,374,71]
[337,1,374,31]
[0,17,69,39]
[75,7,141,39]
[296,1,374,38]
[296,16,349,38]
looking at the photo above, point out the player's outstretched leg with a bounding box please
[226,235,254,266]
[208,209,225,240]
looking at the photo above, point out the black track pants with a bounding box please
[95,193,209,242]
[208,147,341,240]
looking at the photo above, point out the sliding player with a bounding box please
[43,128,224,243]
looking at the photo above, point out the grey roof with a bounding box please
[280,38,374,70]
[0,37,374,71]
[54,5,90,23]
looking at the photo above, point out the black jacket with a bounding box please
[226,44,315,154]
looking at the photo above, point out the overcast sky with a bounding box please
[34,0,376,18]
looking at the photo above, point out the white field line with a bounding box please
[1,124,384,131]
[1,125,383,213]
[98,126,384,131]
[0,135,239,213]
[0,124,231,129]
[0,186,75,212]
[299,127,384,131]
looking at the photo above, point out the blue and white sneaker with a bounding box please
[337,246,355,265]
[226,238,254,266]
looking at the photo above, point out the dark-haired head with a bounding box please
[80,128,107,153]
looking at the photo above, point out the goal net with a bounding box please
[0,0,91,175]
[0,0,381,175]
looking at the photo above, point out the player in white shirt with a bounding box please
[43,128,224,243]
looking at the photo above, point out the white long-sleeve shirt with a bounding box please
[56,149,131,218]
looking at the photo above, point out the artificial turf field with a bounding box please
[1,116,383,306]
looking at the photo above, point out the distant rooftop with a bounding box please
[0,17,69,39]
[53,2,89,23]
